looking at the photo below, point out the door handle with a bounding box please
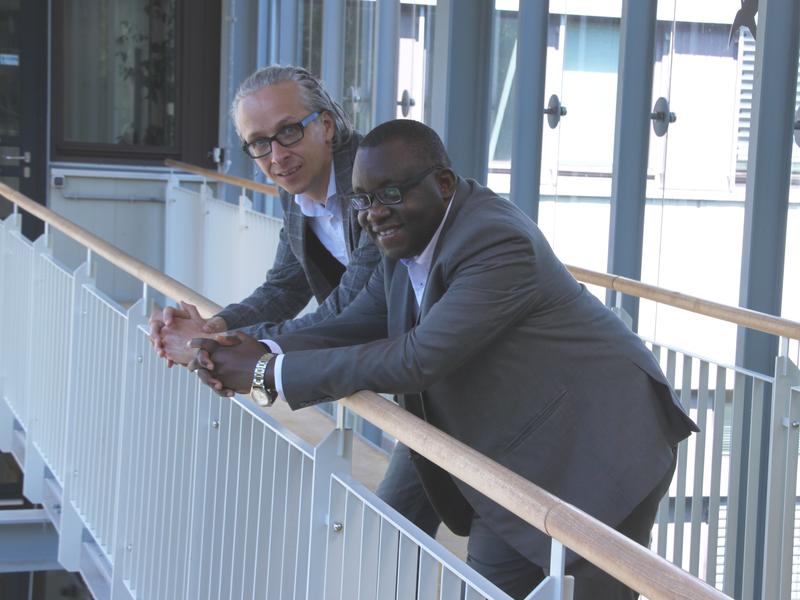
[3,151,31,163]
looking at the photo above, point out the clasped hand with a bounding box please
[148,301,227,367]
[187,331,269,398]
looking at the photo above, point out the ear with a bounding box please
[435,168,457,199]
[320,111,336,144]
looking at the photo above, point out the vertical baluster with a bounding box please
[251,429,277,599]
[689,360,709,576]
[228,410,253,600]
[376,521,399,600]
[741,378,766,599]
[323,479,347,599]
[705,366,728,588]
[723,371,747,596]
[340,491,365,600]
[266,437,290,598]
[281,446,304,599]
[358,506,381,599]
[396,534,419,600]
[673,354,692,568]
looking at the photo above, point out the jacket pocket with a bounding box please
[502,389,568,453]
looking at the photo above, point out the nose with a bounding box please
[359,201,390,229]
[270,140,291,164]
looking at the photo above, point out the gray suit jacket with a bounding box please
[273,178,697,566]
[216,134,381,339]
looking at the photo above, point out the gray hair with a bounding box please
[231,65,354,150]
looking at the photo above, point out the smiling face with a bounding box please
[353,139,456,260]
[235,80,335,202]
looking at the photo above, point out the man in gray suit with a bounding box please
[190,120,698,599]
[149,68,441,537]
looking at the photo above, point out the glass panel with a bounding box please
[397,1,436,123]
[299,0,323,76]
[0,0,20,140]
[342,0,375,133]
[640,2,747,366]
[60,0,177,147]
[542,4,620,298]
[487,5,517,166]
[487,2,620,301]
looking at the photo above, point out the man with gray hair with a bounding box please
[149,65,441,538]
[150,65,379,351]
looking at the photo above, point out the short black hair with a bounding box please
[360,119,452,168]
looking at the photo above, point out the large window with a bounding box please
[52,0,220,166]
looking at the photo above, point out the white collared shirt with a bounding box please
[293,167,349,266]
[266,197,455,401]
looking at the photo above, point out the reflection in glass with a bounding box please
[343,0,375,133]
[299,0,323,76]
[0,0,20,138]
[61,0,177,147]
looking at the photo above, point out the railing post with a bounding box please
[164,173,204,294]
[522,539,574,599]
[305,419,353,599]
[761,345,800,600]
[0,217,10,451]
[21,235,53,505]
[109,299,147,600]
[57,261,95,572]
[611,290,634,331]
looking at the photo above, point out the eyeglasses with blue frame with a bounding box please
[345,165,442,211]
[241,111,320,159]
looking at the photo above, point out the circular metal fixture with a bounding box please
[650,97,676,137]
[544,94,567,129]
[397,89,416,117]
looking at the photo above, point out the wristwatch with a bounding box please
[250,352,278,407]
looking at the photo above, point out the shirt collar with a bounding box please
[294,164,338,217]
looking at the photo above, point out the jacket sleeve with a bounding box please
[238,224,381,339]
[270,260,389,353]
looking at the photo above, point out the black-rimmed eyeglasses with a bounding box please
[345,166,441,211]
[241,111,320,159]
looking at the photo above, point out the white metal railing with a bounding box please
[5,178,798,599]
[0,205,517,599]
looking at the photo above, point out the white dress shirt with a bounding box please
[293,167,349,266]
[266,197,455,400]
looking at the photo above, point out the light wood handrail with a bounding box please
[0,182,734,598]
[343,391,730,600]
[565,264,800,340]
[164,159,279,197]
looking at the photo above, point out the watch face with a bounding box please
[251,387,272,407]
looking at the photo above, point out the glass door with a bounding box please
[396,1,436,123]
[0,0,46,239]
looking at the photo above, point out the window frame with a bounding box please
[51,0,220,167]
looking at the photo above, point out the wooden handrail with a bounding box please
[565,265,800,340]
[164,159,279,197]
[0,182,733,599]
[343,391,729,600]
